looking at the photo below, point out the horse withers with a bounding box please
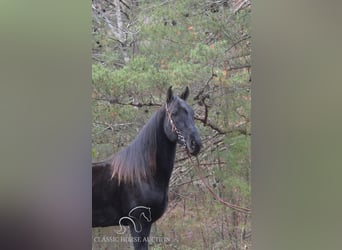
[92,86,202,250]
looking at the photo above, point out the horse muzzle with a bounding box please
[187,136,202,156]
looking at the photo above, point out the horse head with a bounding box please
[164,86,202,156]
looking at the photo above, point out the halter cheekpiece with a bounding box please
[165,103,186,148]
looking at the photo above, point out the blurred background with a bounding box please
[1,1,342,250]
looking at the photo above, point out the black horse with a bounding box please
[92,86,202,250]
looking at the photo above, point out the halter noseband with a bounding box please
[165,103,186,148]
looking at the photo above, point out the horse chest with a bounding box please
[144,189,168,222]
[123,184,169,222]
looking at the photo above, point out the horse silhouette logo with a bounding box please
[116,206,152,234]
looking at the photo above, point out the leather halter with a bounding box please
[165,103,186,148]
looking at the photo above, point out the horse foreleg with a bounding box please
[129,222,152,250]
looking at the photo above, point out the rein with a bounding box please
[166,103,250,214]
[185,147,251,214]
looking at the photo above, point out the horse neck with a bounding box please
[154,110,177,186]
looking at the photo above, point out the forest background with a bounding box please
[92,0,251,249]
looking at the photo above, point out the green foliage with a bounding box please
[92,63,115,95]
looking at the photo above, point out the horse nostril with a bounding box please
[188,138,201,156]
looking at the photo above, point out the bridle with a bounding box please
[165,103,186,148]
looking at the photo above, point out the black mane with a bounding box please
[110,107,165,185]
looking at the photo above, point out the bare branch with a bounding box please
[195,115,250,136]
[225,35,251,54]
[227,64,251,71]
[96,97,162,108]
[234,0,251,14]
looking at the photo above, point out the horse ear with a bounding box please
[180,86,189,100]
[166,86,173,103]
